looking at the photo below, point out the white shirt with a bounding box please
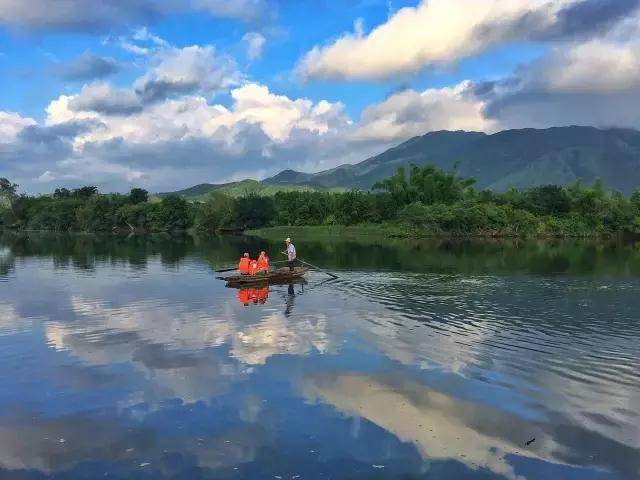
[287,243,296,261]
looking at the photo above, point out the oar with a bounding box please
[215,266,238,273]
[298,258,339,279]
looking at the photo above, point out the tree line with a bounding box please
[2,164,640,237]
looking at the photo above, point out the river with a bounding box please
[0,232,639,479]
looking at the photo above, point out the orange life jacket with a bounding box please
[249,260,259,275]
[257,254,269,272]
[238,257,250,274]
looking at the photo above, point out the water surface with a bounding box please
[1,233,639,479]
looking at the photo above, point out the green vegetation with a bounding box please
[3,163,640,237]
[0,183,193,233]
[159,179,345,200]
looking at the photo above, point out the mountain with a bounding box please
[159,179,343,200]
[264,127,640,194]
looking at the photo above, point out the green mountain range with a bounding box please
[167,126,640,197]
[159,179,344,200]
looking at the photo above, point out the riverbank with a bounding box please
[246,223,632,241]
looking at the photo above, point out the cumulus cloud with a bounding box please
[243,32,266,61]
[0,111,36,142]
[353,81,498,142]
[52,42,242,120]
[15,82,356,191]
[483,11,640,129]
[68,83,142,115]
[56,52,120,81]
[0,121,87,186]
[0,0,271,32]
[297,0,640,80]
[134,45,242,103]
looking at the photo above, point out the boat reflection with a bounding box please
[237,286,270,306]
[227,278,307,309]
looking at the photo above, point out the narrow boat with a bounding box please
[223,267,309,286]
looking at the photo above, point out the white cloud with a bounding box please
[47,83,348,145]
[119,40,151,56]
[297,0,580,80]
[518,12,640,95]
[353,81,498,142]
[0,111,36,142]
[243,32,266,61]
[134,45,243,102]
[483,11,640,129]
[34,82,354,191]
[132,26,169,47]
[68,83,142,115]
[226,83,349,141]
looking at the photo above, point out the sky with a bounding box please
[1,0,640,193]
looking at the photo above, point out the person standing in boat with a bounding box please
[284,237,296,272]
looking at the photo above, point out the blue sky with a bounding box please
[1,0,640,192]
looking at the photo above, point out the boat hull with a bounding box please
[223,267,309,286]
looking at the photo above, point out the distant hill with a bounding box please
[159,179,344,200]
[264,126,640,194]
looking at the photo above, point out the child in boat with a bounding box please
[249,259,260,275]
[257,251,270,273]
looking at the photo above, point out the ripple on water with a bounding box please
[326,271,640,449]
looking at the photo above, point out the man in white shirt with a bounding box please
[285,237,296,271]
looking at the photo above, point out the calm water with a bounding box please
[1,233,639,480]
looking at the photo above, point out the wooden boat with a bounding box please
[223,267,309,286]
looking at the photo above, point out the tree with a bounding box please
[373,167,412,206]
[73,186,98,199]
[374,164,475,207]
[0,178,18,207]
[523,185,571,216]
[631,190,640,211]
[0,179,19,226]
[194,192,235,232]
[53,188,71,199]
[129,188,149,205]
[235,194,274,228]
[154,196,193,231]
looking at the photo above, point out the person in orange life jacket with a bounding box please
[257,251,270,273]
[238,253,251,275]
[249,258,259,276]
